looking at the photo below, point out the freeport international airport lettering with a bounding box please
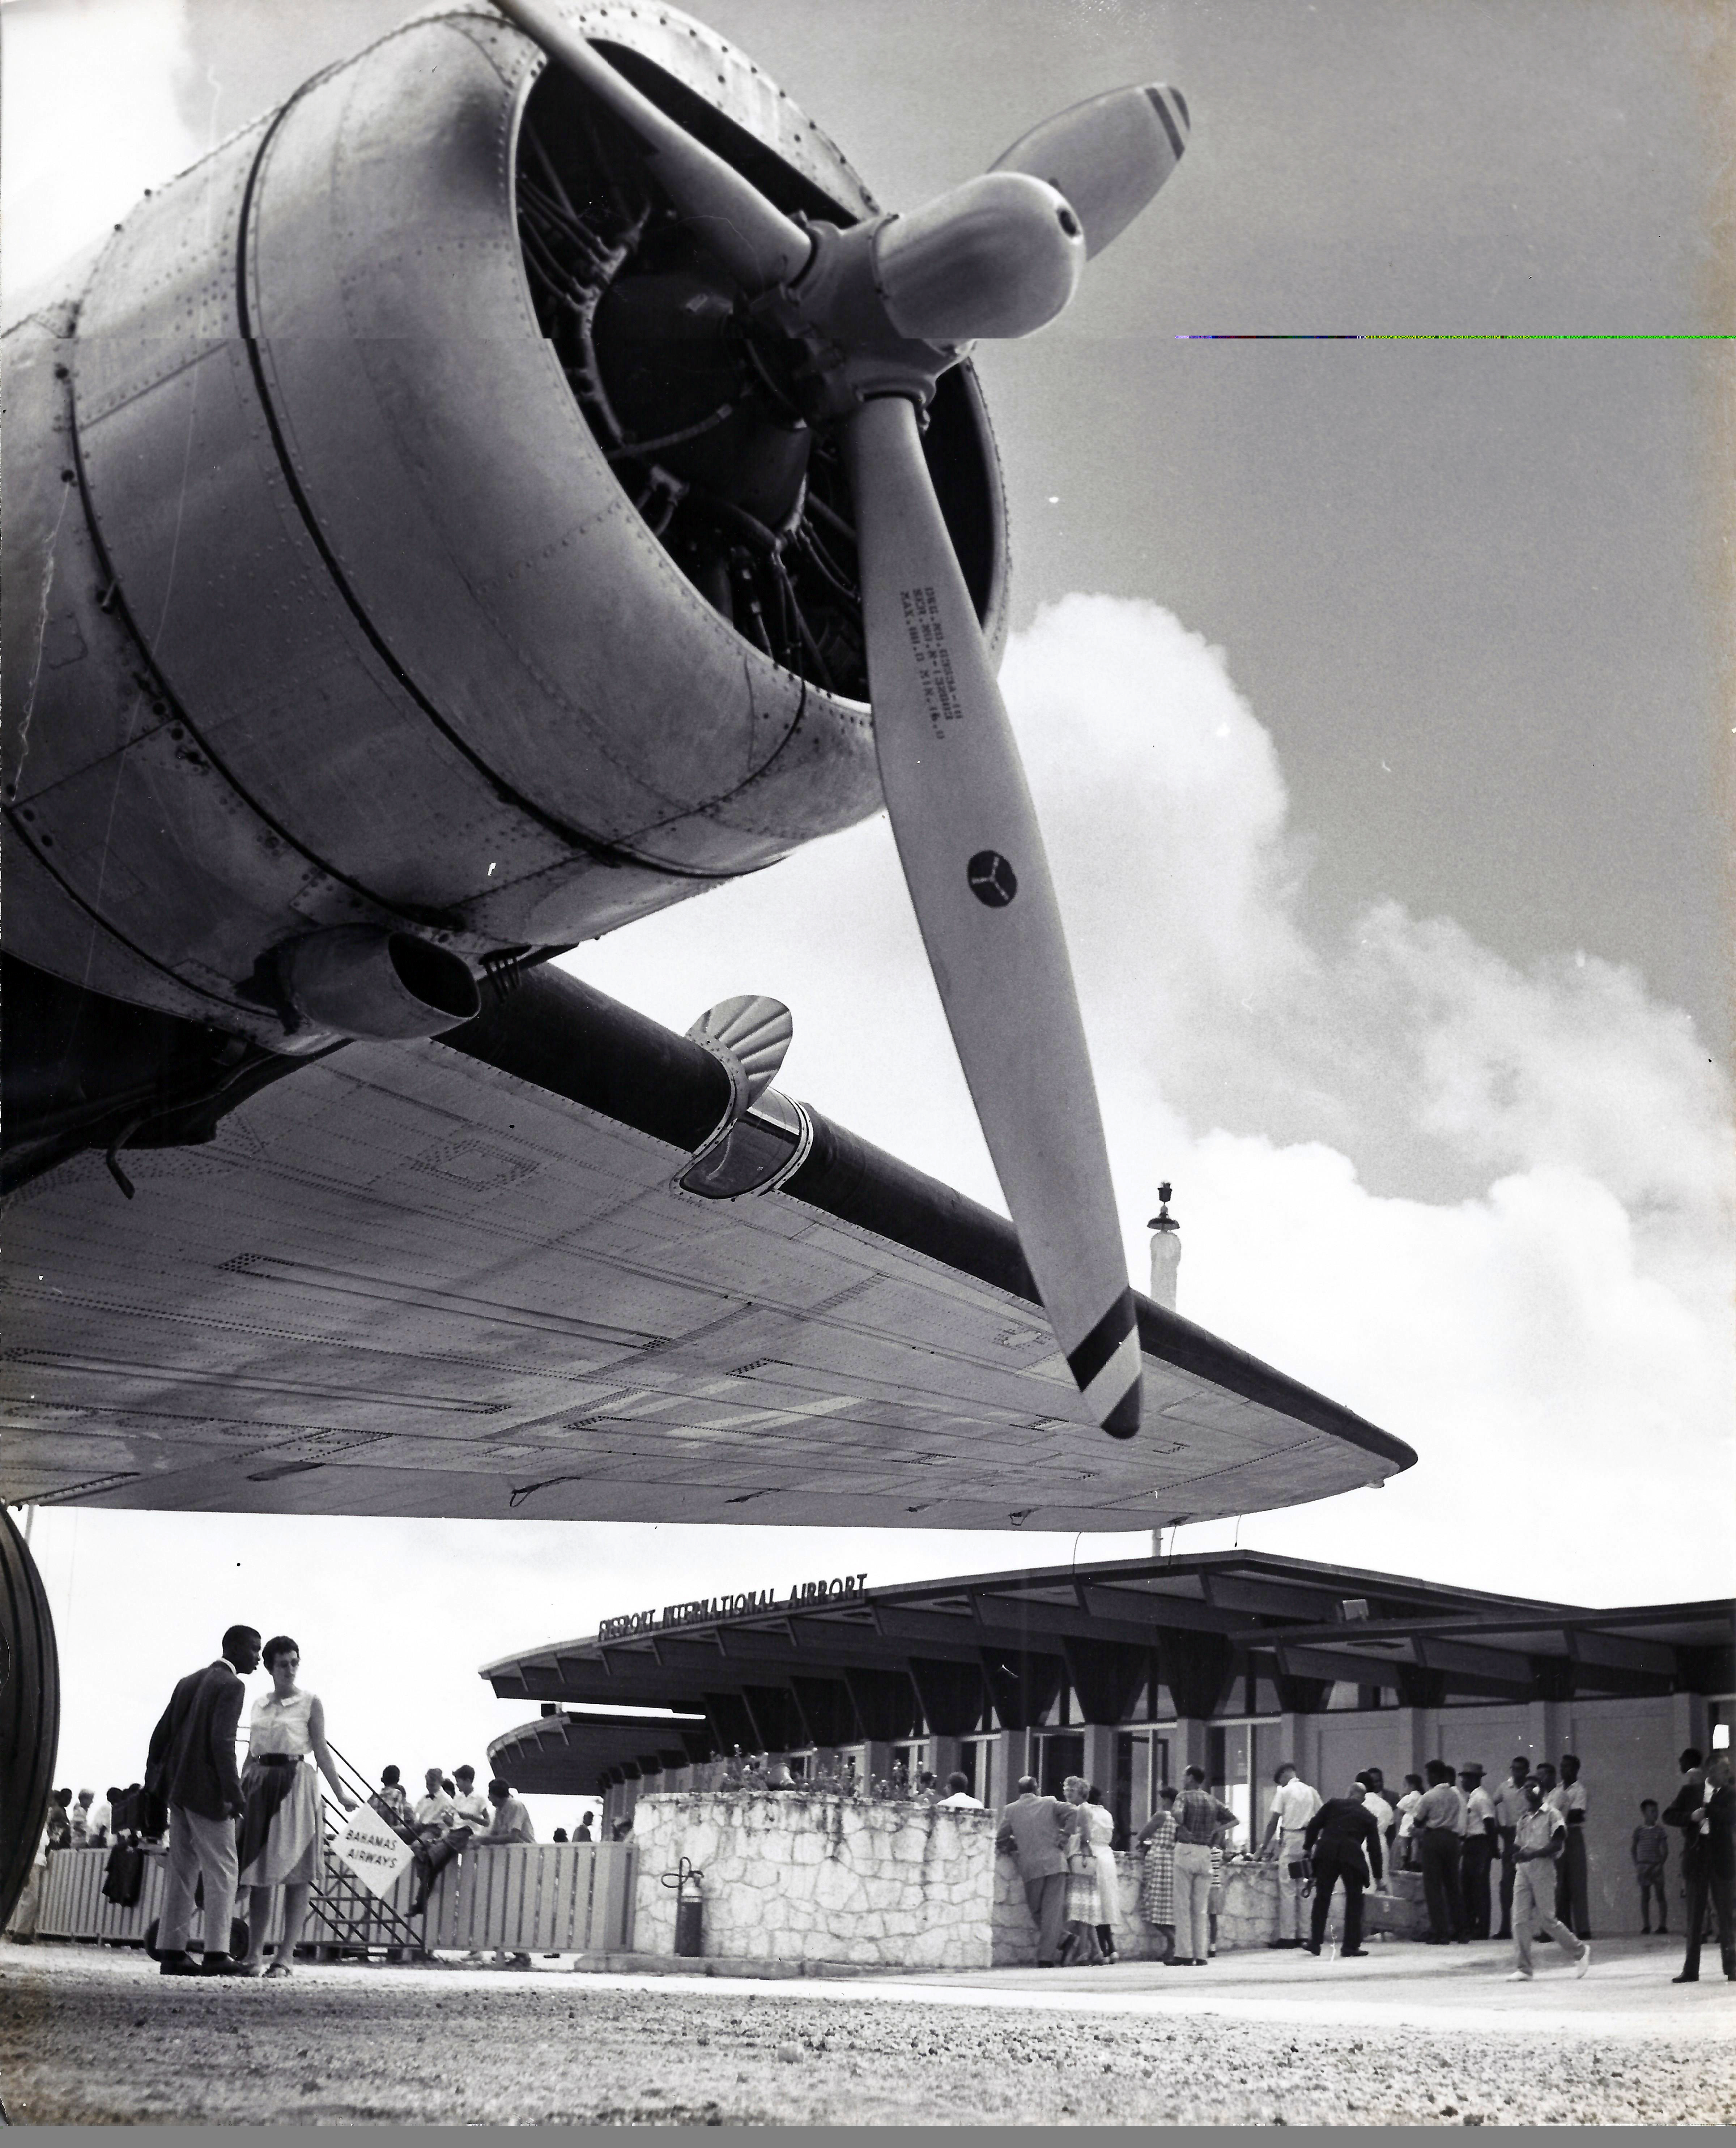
[598,1573,868,1641]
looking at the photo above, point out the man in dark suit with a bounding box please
[995,1775,1078,1966]
[1665,1747,1736,1984]
[1302,1778,1383,1957]
[145,1625,260,1977]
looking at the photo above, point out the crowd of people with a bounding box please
[995,1745,1735,1985]
[14,1623,1733,1989]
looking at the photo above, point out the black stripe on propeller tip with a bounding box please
[1144,88,1186,162]
[1067,1287,1142,1438]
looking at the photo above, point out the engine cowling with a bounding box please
[0,3,1008,1050]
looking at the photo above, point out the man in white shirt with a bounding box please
[407,1767,463,1917]
[937,1770,984,1810]
[1554,1755,1591,1938]
[451,1765,492,1834]
[1505,1780,1590,1981]
[1458,1764,1498,1939]
[447,1765,494,1959]
[1413,1760,1467,1943]
[1356,1771,1396,1875]
[473,1779,537,1968]
[1260,1764,1322,1948]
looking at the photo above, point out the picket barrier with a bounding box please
[34,1841,636,1957]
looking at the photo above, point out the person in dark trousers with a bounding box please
[1664,1748,1735,1983]
[1412,1759,1466,1944]
[1492,1756,1531,1940]
[1554,1753,1591,1938]
[1302,1778,1383,1956]
[996,1776,1078,1967]
[1458,1764,1497,1941]
[145,1624,261,1977]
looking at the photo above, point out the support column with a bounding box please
[1179,1718,1211,1777]
[1671,1690,1707,1761]
[1081,1724,1118,1801]
[861,1740,893,1790]
[929,1735,963,1786]
[999,1726,1033,1792]
[1405,1707,1432,1777]
[1279,1712,1313,1784]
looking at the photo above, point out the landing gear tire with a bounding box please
[0,1505,59,1932]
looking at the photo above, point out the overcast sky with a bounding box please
[5,0,1731,1822]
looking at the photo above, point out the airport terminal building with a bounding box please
[485,1549,1733,1940]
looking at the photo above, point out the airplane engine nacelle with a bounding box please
[1,4,1008,1049]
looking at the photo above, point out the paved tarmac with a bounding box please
[3,1933,1730,2127]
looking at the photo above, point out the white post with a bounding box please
[1147,1184,1181,1311]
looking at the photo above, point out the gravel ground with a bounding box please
[4,1948,1732,2127]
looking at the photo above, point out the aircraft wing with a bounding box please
[0,969,1413,1529]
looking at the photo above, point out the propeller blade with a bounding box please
[492,0,811,291]
[842,395,1141,1439]
[991,85,1189,258]
[874,172,1085,343]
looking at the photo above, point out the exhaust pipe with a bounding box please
[278,927,480,1040]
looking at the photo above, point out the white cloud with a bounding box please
[578,592,1733,1601]
[1002,596,1734,1596]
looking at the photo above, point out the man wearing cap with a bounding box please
[1458,1765,1498,1941]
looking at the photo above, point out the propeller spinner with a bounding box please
[494,0,1190,1437]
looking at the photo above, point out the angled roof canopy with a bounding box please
[483,1550,1735,1792]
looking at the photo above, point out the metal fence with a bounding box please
[35,1841,636,1957]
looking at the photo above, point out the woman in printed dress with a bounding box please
[1060,1777,1104,1964]
[237,1636,355,1977]
[1137,1785,1179,1962]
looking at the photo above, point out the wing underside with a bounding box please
[0,970,1412,1530]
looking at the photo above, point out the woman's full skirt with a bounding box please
[238,1760,323,1888]
[1064,1864,1101,1923]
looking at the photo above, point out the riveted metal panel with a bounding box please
[243,11,890,928]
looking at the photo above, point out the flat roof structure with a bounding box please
[484,1551,1735,1790]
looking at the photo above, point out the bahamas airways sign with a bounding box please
[598,1572,868,1641]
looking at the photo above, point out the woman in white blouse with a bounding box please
[237,1635,354,1977]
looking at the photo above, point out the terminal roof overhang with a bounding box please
[488,1710,712,1795]
[483,1551,1736,1779]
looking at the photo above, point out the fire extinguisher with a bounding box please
[661,1855,705,1957]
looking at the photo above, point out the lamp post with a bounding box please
[1147,1182,1181,1311]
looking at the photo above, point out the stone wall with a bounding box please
[630,1793,997,1969]
[632,1797,1429,1969]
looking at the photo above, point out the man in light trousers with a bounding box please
[1171,1767,1239,1967]
[145,1624,261,1977]
[1260,1762,1322,1949]
[1506,1779,1590,1981]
